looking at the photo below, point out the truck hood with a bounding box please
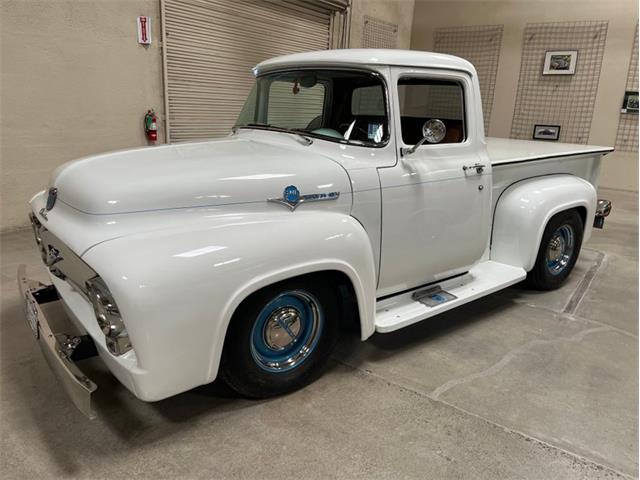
[51,137,351,215]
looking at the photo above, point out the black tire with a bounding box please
[526,209,584,290]
[220,276,340,398]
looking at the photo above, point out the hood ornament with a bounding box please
[39,187,58,220]
[268,185,339,211]
[46,187,58,211]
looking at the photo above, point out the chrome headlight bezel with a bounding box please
[85,276,132,356]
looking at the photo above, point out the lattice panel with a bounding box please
[511,21,608,143]
[433,25,503,134]
[362,15,398,49]
[615,25,639,152]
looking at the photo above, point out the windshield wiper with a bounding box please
[236,123,313,146]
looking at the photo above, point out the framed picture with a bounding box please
[533,124,561,141]
[621,90,639,114]
[543,50,578,75]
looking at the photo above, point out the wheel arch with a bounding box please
[209,260,373,381]
[220,269,360,355]
[491,175,596,271]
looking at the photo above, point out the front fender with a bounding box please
[491,175,596,271]
[82,210,376,400]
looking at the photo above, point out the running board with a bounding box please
[375,261,526,333]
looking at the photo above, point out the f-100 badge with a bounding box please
[268,185,340,211]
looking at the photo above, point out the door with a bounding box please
[377,68,492,296]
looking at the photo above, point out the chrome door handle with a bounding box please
[462,163,486,174]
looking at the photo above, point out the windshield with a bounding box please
[235,69,388,147]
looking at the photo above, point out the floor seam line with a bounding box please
[428,325,612,399]
[335,358,635,480]
[562,250,606,315]
[566,313,639,339]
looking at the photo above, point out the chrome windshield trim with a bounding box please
[235,66,392,149]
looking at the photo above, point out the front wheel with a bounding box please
[526,209,584,290]
[220,277,339,398]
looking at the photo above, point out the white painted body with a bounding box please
[28,50,613,401]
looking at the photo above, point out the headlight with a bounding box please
[85,276,132,356]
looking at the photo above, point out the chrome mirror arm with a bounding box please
[401,136,430,156]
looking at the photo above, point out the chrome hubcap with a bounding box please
[264,307,302,350]
[546,225,575,275]
[250,290,324,373]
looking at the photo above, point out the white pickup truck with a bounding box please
[20,49,613,418]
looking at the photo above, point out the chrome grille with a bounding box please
[29,213,97,293]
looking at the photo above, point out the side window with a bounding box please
[398,78,465,145]
[267,80,325,129]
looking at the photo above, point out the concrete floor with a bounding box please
[1,188,637,479]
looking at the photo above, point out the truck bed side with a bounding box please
[487,137,613,214]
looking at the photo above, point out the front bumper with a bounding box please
[17,265,98,418]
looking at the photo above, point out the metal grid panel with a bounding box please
[433,25,503,134]
[615,25,639,152]
[362,15,398,49]
[511,21,608,143]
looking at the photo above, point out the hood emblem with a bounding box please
[268,185,340,211]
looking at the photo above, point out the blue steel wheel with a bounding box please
[545,225,575,275]
[250,290,324,373]
[527,209,583,291]
[220,277,340,398]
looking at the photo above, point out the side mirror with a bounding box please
[401,119,447,156]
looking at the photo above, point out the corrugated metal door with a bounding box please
[163,0,339,143]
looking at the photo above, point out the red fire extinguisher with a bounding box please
[144,109,158,143]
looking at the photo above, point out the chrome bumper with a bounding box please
[594,199,612,229]
[17,264,98,419]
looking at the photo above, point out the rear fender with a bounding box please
[491,175,596,271]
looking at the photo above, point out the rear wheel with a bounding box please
[526,209,584,290]
[220,277,339,398]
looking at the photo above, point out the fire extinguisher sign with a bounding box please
[137,16,151,45]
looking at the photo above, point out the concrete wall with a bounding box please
[1,0,165,231]
[411,0,639,191]
[349,0,416,48]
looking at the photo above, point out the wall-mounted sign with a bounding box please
[137,16,151,45]
[543,50,578,75]
[533,124,561,141]
[621,90,639,114]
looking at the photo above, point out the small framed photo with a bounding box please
[543,50,578,75]
[621,90,639,114]
[533,124,561,141]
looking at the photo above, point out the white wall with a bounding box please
[411,0,639,191]
[349,0,416,48]
[1,0,165,231]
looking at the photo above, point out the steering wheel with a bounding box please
[338,122,369,139]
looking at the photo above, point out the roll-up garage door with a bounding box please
[163,0,346,142]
